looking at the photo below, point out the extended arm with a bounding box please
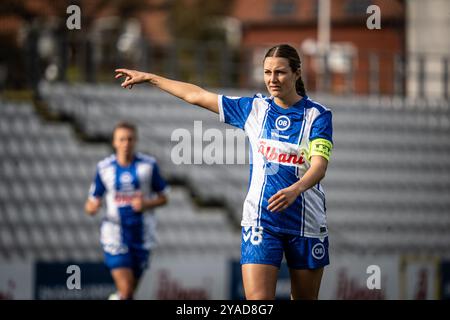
[115,69,219,114]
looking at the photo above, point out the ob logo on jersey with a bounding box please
[119,172,134,191]
[120,172,133,184]
[275,115,290,131]
[115,172,137,206]
[311,243,325,260]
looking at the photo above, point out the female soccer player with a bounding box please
[84,121,169,300]
[115,44,333,300]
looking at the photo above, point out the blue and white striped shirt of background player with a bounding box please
[218,93,333,239]
[88,153,169,255]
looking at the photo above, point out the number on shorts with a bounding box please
[251,227,263,245]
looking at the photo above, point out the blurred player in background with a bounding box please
[115,44,333,300]
[84,121,169,300]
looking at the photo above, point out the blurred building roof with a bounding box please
[230,0,405,48]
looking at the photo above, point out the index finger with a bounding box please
[268,191,282,203]
[115,69,131,77]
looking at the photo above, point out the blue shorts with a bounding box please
[104,247,151,279]
[240,226,329,269]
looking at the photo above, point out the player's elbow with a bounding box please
[319,171,326,182]
[310,164,327,183]
[184,91,202,106]
[316,165,327,182]
[310,156,328,181]
[185,90,213,108]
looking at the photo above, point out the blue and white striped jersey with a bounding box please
[218,94,333,237]
[89,152,168,254]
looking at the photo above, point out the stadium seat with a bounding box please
[2,83,449,262]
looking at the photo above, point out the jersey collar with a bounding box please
[114,153,137,168]
[268,95,308,114]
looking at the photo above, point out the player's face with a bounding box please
[264,57,299,99]
[113,128,136,157]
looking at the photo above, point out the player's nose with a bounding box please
[270,73,278,83]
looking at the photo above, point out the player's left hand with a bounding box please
[131,192,145,212]
[267,185,301,213]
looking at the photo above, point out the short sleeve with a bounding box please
[310,110,333,143]
[151,162,168,194]
[89,168,106,199]
[218,95,254,129]
[309,110,333,161]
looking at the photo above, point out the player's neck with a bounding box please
[274,91,302,109]
[116,153,134,167]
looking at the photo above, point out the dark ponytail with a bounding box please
[264,44,307,97]
[295,77,306,97]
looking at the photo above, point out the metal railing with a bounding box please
[24,31,450,101]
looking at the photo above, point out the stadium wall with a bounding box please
[1,253,448,300]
